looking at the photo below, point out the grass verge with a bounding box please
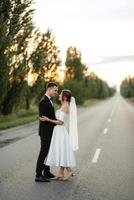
[125,97,134,106]
[84,99,103,106]
[0,100,102,130]
[0,110,38,130]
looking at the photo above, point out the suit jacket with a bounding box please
[38,95,56,139]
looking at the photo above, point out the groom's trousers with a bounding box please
[36,137,51,177]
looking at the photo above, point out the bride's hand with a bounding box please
[57,120,64,125]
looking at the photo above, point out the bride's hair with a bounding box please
[62,89,72,103]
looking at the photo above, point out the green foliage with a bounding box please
[0,1,61,115]
[84,74,98,98]
[31,29,61,81]
[120,76,134,97]
[63,46,116,104]
[0,0,35,114]
[65,46,86,81]
[27,29,61,108]
[0,0,115,117]
[108,86,116,97]
[59,80,87,104]
[29,76,46,105]
[0,110,37,130]
[83,72,116,100]
[0,0,11,110]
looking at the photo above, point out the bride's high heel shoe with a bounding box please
[51,176,63,180]
[51,174,64,181]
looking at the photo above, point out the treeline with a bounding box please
[60,46,116,104]
[0,0,116,115]
[120,76,134,97]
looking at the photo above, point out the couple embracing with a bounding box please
[35,82,79,182]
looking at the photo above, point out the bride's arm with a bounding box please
[39,116,63,125]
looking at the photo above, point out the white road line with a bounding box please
[108,118,111,123]
[103,128,108,134]
[92,148,101,163]
[110,109,114,117]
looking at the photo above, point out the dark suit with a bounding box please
[36,95,56,176]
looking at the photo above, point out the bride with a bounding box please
[40,89,78,180]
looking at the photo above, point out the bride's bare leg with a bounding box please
[63,167,73,180]
[52,167,65,180]
[57,167,65,178]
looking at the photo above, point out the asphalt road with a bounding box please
[0,93,134,200]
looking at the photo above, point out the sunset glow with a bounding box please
[33,0,134,87]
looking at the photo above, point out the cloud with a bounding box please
[87,55,134,65]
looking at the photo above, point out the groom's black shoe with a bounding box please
[43,172,56,179]
[35,176,50,182]
[42,164,55,179]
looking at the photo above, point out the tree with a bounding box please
[83,72,115,100]
[0,1,61,114]
[31,29,61,82]
[0,0,35,114]
[0,0,12,112]
[65,46,85,80]
[59,80,87,104]
[120,76,134,97]
[28,29,61,104]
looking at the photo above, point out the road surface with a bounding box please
[0,94,134,200]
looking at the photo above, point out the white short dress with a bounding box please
[46,109,76,167]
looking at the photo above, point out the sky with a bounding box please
[33,0,134,87]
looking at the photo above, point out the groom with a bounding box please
[35,82,58,182]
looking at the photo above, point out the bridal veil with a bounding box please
[69,97,79,151]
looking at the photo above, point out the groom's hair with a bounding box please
[46,82,58,90]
